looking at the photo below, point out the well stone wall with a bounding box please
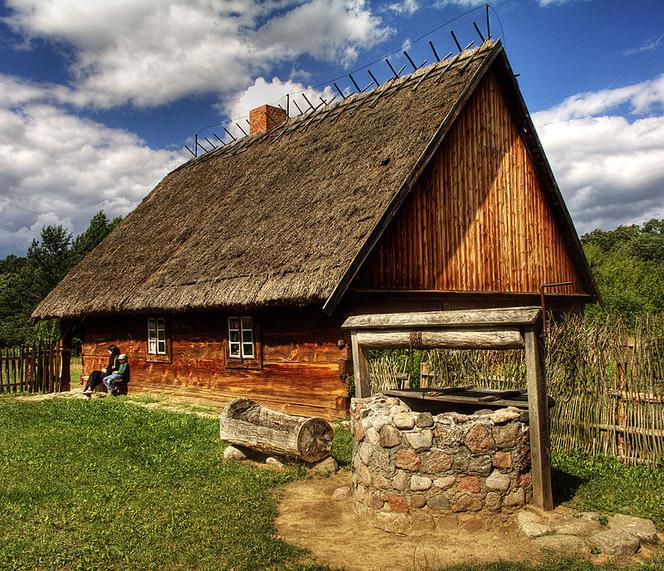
[350,395,532,534]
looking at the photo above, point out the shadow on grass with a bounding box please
[552,466,586,504]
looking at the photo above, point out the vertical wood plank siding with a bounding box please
[80,309,350,419]
[356,72,584,295]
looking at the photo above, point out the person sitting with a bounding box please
[83,345,120,396]
[102,354,130,396]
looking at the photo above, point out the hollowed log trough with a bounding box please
[219,397,334,463]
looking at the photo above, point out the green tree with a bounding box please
[70,210,121,266]
[583,218,664,323]
[0,211,122,345]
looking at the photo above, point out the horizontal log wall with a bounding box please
[355,72,585,295]
[81,308,350,419]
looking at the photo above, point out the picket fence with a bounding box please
[0,342,64,394]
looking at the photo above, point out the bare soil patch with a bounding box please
[275,471,540,571]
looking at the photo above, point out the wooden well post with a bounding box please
[342,306,553,511]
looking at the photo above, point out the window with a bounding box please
[228,316,255,359]
[148,317,167,355]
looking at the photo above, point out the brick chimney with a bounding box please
[249,104,288,135]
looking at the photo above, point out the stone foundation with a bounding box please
[350,395,532,534]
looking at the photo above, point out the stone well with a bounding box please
[350,394,532,534]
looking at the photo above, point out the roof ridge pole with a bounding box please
[450,30,463,52]
[403,50,418,71]
[486,2,491,39]
[385,58,399,78]
[429,40,441,62]
[473,21,485,42]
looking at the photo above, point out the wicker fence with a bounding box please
[0,342,64,394]
[368,314,664,465]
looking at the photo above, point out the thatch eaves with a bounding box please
[33,40,596,319]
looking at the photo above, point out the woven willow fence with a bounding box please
[368,314,664,465]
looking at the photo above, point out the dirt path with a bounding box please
[276,472,541,571]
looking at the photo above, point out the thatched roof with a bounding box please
[33,40,596,319]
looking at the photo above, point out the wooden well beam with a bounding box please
[342,306,554,511]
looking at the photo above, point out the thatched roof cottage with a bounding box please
[34,40,598,418]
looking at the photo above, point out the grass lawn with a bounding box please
[552,449,664,529]
[1,396,662,571]
[0,396,322,571]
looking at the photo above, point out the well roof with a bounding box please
[33,40,597,319]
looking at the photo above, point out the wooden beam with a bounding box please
[342,306,541,330]
[524,329,553,510]
[355,329,523,350]
[350,330,371,398]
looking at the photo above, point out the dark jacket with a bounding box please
[104,352,119,374]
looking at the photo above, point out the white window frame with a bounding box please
[148,317,167,355]
[228,316,255,359]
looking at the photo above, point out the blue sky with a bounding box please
[1,0,663,257]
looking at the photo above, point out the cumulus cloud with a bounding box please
[3,0,391,108]
[223,77,334,119]
[0,76,184,257]
[533,75,664,233]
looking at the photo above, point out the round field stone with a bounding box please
[451,493,482,513]
[433,475,456,489]
[309,457,338,477]
[486,470,511,492]
[265,456,284,469]
[415,412,434,428]
[395,449,421,472]
[369,494,385,509]
[387,495,409,513]
[464,424,495,453]
[503,487,525,509]
[379,424,402,447]
[493,423,521,449]
[494,451,512,469]
[392,470,411,491]
[409,494,427,508]
[457,475,481,494]
[410,475,433,491]
[405,429,433,451]
[423,449,453,473]
[393,412,415,430]
[468,455,493,476]
[608,514,658,544]
[427,494,450,510]
[223,445,246,461]
[588,529,641,556]
[534,534,587,555]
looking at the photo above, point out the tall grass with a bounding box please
[368,313,664,465]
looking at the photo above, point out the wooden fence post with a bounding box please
[524,329,553,510]
[58,322,73,392]
[351,330,371,398]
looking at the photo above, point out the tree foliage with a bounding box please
[582,218,664,322]
[0,211,121,345]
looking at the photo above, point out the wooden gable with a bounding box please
[354,71,587,296]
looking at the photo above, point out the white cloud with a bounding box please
[624,33,664,56]
[534,75,664,124]
[533,75,664,233]
[387,1,418,15]
[223,77,335,121]
[4,0,391,109]
[0,75,184,257]
[433,0,485,7]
